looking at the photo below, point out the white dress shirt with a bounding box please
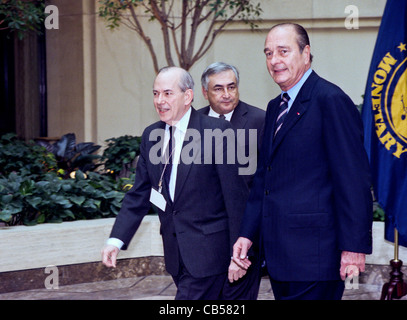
[208,107,234,121]
[284,68,312,112]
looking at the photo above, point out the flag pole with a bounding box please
[380,227,407,300]
[394,228,399,261]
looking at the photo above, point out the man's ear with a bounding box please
[303,45,311,65]
[201,86,209,100]
[184,88,194,105]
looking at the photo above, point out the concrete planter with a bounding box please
[0,215,163,273]
[0,218,406,273]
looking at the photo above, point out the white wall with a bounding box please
[47,0,386,144]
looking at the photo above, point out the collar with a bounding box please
[166,107,192,133]
[208,106,234,121]
[283,68,312,111]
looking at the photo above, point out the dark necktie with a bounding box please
[274,93,290,137]
[163,126,174,193]
[219,114,226,120]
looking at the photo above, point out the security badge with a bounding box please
[150,186,167,212]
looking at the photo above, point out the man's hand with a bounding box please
[228,259,247,283]
[232,237,253,270]
[340,251,366,281]
[101,245,120,268]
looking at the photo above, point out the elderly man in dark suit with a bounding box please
[101,66,249,300]
[232,23,373,300]
[199,62,265,299]
[199,62,265,188]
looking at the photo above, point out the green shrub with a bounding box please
[373,203,385,222]
[0,133,57,177]
[102,135,141,179]
[0,170,130,226]
[36,133,102,178]
[0,133,137,226]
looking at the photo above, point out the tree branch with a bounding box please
[191,2,246,66]
[150,0,175,67]
[128,4,159,73]
[99,0,262,71]
[183,0,206,68]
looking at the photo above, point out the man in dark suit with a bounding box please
[199,62,265,187]
[101,66,249,300]
[199,62,265,299]
[232,23,373,300]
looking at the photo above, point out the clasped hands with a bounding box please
[229,237,253,283]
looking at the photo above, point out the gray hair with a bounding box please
[201,62,240,91]
[158,66,195,92]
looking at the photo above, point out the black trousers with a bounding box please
[221,254,262,300]
[269,278,345,300]
[171,257,227,300]
[171,252,262,300]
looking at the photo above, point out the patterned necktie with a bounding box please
[163,126,174,192]
[274,93,290,137]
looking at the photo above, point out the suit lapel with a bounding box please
[270,71,318,156]
[201,106,210,115]
[272,101,307,149]
[264,97,281,161]
[230,101,248,129]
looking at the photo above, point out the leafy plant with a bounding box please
[0,132,145,226]
[373,202,385,222]
[0,0,46,40]
[102,135,141,179]
[0,170,128,226]
[0,133,57,177]
[36,133,102,178]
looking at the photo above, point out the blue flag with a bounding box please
[361,0,407,246]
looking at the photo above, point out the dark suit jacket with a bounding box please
[240,71,373,282]
[110,108,249,278]
[199,101,265,188]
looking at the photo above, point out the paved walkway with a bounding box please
[0,274,404,300]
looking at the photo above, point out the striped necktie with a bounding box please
[274,93,290,137]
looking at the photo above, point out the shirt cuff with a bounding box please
[106,237,124,250]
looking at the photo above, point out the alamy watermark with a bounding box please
[148,128,258,176]
[44,5,59,30]
[344,265,360,290]
[42,264,364,291]
[44,265,59,290]
[344,5,359,30]
[43,5,361,32]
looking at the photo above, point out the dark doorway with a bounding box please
[0,30,16,136]
[0,28,47,139]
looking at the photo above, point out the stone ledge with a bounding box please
[0,215,165,293]
[0,256,167,294]
[1,216,406,294]
[0,215,163,273]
